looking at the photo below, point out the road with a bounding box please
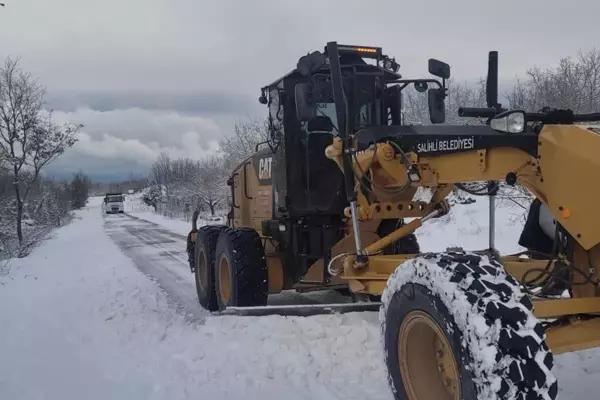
[103,212,352,321]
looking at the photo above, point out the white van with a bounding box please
[103,193,125,214]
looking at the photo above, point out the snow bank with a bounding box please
[124,193,224,237]
[0,200,392,400]
[416,196,526,254]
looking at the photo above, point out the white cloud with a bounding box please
[49,107,224,176]
[4,0,600,96]
[52,107,223,149]
[72,131,220,166]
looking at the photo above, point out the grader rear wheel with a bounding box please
[193,225,225,312]
[217,253,232,305]
[380,251,558,400]
[214,227,268,310]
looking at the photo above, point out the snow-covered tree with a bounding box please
[218,117,269,170]
[70,170,91,209]
[506,49,600,114]
[195,155,228,216]
[402,78,488,125]
[142,185,161,211]
[0,57,80,248]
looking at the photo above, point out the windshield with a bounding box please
[355,76,383,127]
[316,102,338,131]
[357,100,382,127]
[313,98,382,133]
[304,74,383,134]
[107,195,123,203]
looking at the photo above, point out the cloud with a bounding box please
[44,107,224,180]
[52,107,223,153]
[71,129,220,164]
[44,90,263,116]
[5,0,600,99]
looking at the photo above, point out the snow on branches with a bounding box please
[147,117,267,220]
[0,57,81,256]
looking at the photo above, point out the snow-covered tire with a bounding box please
[214,227,268,310]
[194,225,226,312]
[380,250,557,400]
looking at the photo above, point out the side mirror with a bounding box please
[428,88,446,124]
[295,83,317,122]
[385,85,403,125]
[307,116,333,133]
[428,59,451,79]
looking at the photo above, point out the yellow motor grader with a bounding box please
[187,41,600,399]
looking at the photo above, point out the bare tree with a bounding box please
[218,116,269,170]
[149,152,173,215]
[195,155,227,216]
[402,78,488,125]
[506,48,600,115]
[0,57,80,248]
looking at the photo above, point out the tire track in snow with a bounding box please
[103,213,208,322]
[102,213,360,322]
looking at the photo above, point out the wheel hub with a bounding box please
[218,253,231,305]
[398,311,460,400]
[196,249,209,292]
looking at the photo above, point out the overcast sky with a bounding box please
[1,0,599,181]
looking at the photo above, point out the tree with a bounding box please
[0,57,80,247]
[70,170,90,209]
[402,78,488,125]
[150,152,172,214]
[142,185,161,211]
[195,155,227,216]
[218,117,269,170]
[506,49,600,114]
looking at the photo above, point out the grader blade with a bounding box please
[218,302,382,317]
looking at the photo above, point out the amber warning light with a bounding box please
[336,45,382,58]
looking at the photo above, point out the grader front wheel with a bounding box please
[398,311,462,400]
[380,251,558,400]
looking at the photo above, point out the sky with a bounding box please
[1,0,599,181]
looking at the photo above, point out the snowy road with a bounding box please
[104,212,208,321]
[104,211,354,322]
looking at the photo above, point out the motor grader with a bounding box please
[187,41,600,399]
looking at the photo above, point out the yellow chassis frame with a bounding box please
[324,134,600,356]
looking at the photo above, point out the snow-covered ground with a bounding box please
[0,197,388,400]
[0,194,597,399]
[124,193,224,237]
[415,196,526,254]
